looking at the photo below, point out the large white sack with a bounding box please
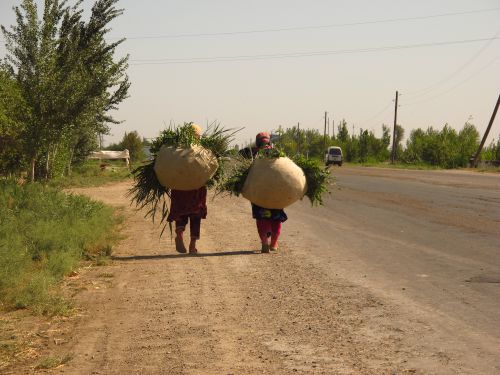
[154,145,218,190]
[242,157,307,209]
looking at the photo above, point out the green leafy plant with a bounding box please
[216,156,253,197]
[292,156,332,205]
[0,180,117,314]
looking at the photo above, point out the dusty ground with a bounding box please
[2,168,498,374]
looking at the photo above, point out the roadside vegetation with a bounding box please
[269,121,499,169]
[0,0,132,315]
[49,160,132,188]
[0,2,128,369]
[0,179,119,315]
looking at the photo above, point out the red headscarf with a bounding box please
[256,132,270,147]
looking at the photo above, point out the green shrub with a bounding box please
[0,180,117,314]
[49,160,132,188]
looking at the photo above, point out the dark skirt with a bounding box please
[251,203,287,222]
[167,187,207,222]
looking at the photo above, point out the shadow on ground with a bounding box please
[112,250,261,261]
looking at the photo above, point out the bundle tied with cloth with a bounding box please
[219,132,331,208]
[153,124,218,190]
[129,122,236,236]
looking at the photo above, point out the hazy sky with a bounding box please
[1,0,499,147]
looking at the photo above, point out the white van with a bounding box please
[325,146,343,166]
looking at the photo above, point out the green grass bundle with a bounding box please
[129,122,238,235]
[217,156,253,197]
[292,155,331,205]
[218,149,331,207]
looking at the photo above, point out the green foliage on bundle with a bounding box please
[292,155,332,205]
[256,148,286,158]
[128,160,170,236]
[150,124,199,154]
[216,156,253,197]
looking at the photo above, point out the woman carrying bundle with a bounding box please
[221,132,330,254]
[251,132,287,253]
[167,124,206,254]
[131,121,239,255]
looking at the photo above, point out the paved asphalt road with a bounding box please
[286,166,500,372]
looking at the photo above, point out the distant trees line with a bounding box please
[0,0,129,181]
[268,120,499,168]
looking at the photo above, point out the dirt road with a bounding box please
[15,167,500,374]
[286,167,500,374]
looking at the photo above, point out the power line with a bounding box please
[1,6,499,44]
[402,52,500,106]
[359,102,393,127]
[120,7,500,40]
[404,28,500,98]
[129,36,500,65]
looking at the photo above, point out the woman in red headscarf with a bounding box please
[250,132,287,253]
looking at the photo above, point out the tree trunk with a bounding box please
[45,148,50,180]
[67,147,74,176]
[30,158,36,182]
[51,144,58,178]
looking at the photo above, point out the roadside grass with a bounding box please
[0,319,21,370]
[0,179,119,316]
[0,315,37,373]
[49,160,132,188]
[476,166,500,173]
[346,161,443,170]
[35,354,73,370]
[340,161,500,173]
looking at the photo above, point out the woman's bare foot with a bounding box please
[189,239,198,254]
[175,231,187,253]
[261,243,270,253]
[270,240,278,252]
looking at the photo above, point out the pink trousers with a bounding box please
[256,219,281,248]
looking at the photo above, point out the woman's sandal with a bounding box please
[261,243,270,253]
[175,236,187,254]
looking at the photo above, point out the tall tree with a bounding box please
[337,120,349,143]
[119,131,145,162]
[1,0,130,180]
[0,68,30,175]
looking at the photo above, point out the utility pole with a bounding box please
[391,90,399,164]
[332,117,335,138]
[471,93,500,167]
[324,111,328,152]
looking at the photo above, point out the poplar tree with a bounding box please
[0,68,29,175]
[1,0,130,180]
